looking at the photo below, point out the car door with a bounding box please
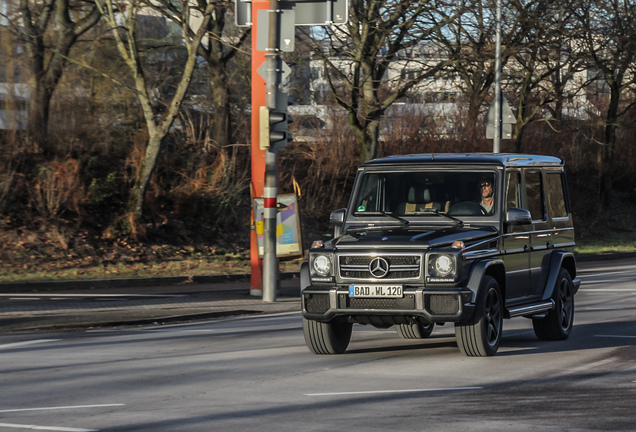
[525,169,552,296]
[501,169,531,301]
[545,170,575,252]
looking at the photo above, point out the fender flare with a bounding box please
[466,259,505,302]
[541,251,578,301]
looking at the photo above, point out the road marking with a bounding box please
[0,423,97,431]
[0,340,60,350]
[0,294,184,298]
[0,404,124,414]
[579,268,636,275]
[305,386,483,397]
[594,334,636,339]
[565,358,615,375]
[579,289,636,293]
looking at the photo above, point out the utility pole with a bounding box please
[240,0,347,301]
[262,0,282,303]
[493,0,503,153]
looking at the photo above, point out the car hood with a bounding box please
[334,226,498,249]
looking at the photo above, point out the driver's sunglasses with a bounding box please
[479,182,492,188]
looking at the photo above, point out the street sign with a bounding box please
[256,9,296,52]
[257,60,292,82]
[236,0,251,27]
[280,0,348,25]
[486,123,513,140]
[236,0,348,27]
[484,97,516,140]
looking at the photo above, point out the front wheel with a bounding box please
[396,322,434,339]
[303,317,353,354]
[455,276,503,357]
[533,268,574,340]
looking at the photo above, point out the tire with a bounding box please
[396,322,434,339]
[302,317,353,354]
[455,276,503,357]
[533,268,574,341]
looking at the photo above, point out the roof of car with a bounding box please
[363,153,564,168]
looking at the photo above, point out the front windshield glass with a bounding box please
[353,170,497,218]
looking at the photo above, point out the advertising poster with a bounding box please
[254,194,303,259]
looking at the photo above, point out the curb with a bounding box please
[0,272,300,293]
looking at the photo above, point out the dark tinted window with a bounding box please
[352,170,496,217]
[525,170,546,221]
[546,172,568,218]
[505,171,522,211]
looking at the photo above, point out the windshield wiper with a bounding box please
[408,209,464,227]
[354,211,409,225]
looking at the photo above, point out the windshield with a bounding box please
[353,170,497,218]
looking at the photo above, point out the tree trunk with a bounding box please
[209,64,231,148]
[129,131,162,218]
[352,115,380,163]
[26,80,51,151]
[600,83,620,207]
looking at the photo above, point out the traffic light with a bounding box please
[259,106,292,150]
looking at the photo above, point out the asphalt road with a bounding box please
[0,258,635,432]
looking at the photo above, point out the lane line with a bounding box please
[0,294,184,298]
[0,404,124,414]
[579,289,636,293]
[578,268,636,275]
[565,358,615,375]
[0,423,97,432]
[0,340,60,350]
[594,334,636,339]
[305,386,483,397]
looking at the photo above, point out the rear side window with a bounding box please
[525,170,546,221]
[546,172,568,218]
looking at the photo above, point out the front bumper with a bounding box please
[302,285,475,323]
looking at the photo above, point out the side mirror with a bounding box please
[505,207,532,225]
[330,208,346,238]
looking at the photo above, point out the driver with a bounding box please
[478,175,495,215]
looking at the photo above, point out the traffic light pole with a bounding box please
[262,0,282,303]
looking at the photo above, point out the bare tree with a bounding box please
[506,0,587,151]
[96,0,214,231]
[574,0,636,205]
[151,0,250,149]
[427,0,497,142]
[316,0,462,163]
[14,0,101,153]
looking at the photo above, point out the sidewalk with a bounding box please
[2,253,634,333]
[0,277,301,333]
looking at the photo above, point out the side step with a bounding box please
[506,300,554,318]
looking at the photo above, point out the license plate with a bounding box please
[349,285,403,298]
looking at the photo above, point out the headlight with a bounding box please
[311,254,333,276]
[434,255,454,276]
[428,254,456,279]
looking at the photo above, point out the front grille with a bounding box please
[338,254,421,280]
[339,294,416,310]
[425,294,460,315]
[304,293,330,314]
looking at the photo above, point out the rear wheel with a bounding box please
[533,268,574,340]
[303,317,353,354]
[455,276,503,357]
[396,322,434,339]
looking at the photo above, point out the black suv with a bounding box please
[301,153,580,357]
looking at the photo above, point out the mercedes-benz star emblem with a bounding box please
[369,257,390,278]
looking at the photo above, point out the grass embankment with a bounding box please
[0,251,303,284]
[0,238,633,285]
